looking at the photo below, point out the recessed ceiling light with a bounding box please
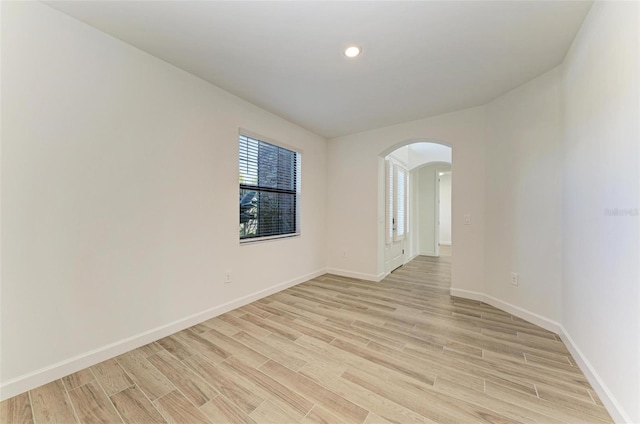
[344,46,361,58]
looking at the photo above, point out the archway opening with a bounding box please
[379,141,452,277]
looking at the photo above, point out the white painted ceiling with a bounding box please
[388,143,452,170]
[46,1,592,138]
[409,143,452,170]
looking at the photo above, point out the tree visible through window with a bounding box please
[239,134,300,240]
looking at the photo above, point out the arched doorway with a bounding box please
[379,141,452,276]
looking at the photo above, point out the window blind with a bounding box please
[396,166,406,241]
[239,134,299,240]
[385,160,394,245]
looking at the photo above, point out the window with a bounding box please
[239,134,300,241]
[386,160,394,244]
[396,165,406,240]
[385,159,407,244]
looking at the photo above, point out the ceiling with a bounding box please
[46,1,592,138]
[389,142,452,170]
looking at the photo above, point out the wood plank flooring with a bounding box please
[1,249,613,423]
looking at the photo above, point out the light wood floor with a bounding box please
[1,252,613,423]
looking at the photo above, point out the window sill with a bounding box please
[240,233,300,245]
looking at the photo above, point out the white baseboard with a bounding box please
[558,327,631,424]
[439,242,452,246]
[450,287,561,334]
[326,268,383,282]
[420,250,437,257]
[449,287,485,302]
[0,268,326,401]
[450,287,629,423]
[485,295,561,334]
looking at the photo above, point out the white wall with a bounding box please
[562,2,639,422]
[1,2,327,398]
[439,172,452,245]
[326,107,486,292]
[414,163,452,256]
[484,67,564,323]
[418,164,439,256]
[482,4,640,420]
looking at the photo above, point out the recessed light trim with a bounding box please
[344,46,361,58]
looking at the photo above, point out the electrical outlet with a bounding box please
[225,270,232,284]
[343,250,347,259]
[464,214,472,225]
[511,272,519,286]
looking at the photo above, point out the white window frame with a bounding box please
[239,132,301,243]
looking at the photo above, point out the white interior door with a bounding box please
[385,160,407,272]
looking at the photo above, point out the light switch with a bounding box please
[464,214,471,225]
